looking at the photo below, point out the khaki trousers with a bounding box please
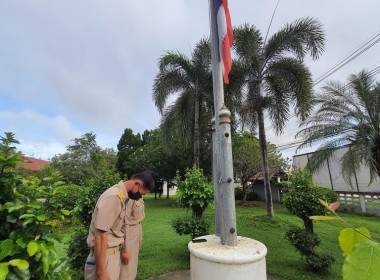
[120,224,142,280]
[84,249,121,280]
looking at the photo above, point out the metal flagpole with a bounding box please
[209,0,237,247]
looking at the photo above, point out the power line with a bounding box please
[313,31,380,85]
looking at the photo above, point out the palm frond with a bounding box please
[297,69,380,181]
[265,17,325,62]
[233,24,263,69]
[265,58,313,133]
[152,68,190,113]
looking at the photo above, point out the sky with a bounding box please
[1,0,379,160]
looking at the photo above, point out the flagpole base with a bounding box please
[188,235,267,280]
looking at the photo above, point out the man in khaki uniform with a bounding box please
[120,197,145,280]
[85,171,155,280]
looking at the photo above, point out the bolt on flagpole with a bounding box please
[209,0,237,247]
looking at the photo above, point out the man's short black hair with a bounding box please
[131,171,155,192]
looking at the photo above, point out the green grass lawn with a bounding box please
[58,194,380,280]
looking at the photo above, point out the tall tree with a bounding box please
[297,70,380,185]
[153,38,213,169]
[233,18,325,217]
[117,128,143,177]
[51,132,108,185]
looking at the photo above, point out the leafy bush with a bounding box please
[0,132,71,279]
[305,253,335,272]
[172,217,209,239]
[290,167,313,187]
[175,166,214,218]
[234,187,243,200]
[67,228,88,279]
[55,184,85,212]
[314,186,338,203]
[283,168,337,233]
[75,171,120,227]
[246,191,259,201]
[286,227,334,272]
[286,227,320,256]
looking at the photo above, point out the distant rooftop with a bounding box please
[17,156,51,171]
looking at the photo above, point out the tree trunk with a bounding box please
[303,217,314,233]
[194,90,200,168]
[258,107,274,217]
[242,178,247,205]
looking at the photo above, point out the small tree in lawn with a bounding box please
[283,167,337,272]
[175,166,213,218]
[172,166,213,239]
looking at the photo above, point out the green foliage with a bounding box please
[286,227,321,256]
[175,166,214,218]
[67,228,88,279]
[75,170,120,227]
[286,227,334,272]
[246,191,259,201]
[305,253,335,272]
[51,132,117,185]
[172,217,209,239]
[121,129,178,180]
[284,168,337,233]
[117,128,144,177]
[342,240,380,280]
[339,227,370,256]
[0,132,71,279]
[234,188,243,200]
[54,184,85,212]
[289,167,313,188]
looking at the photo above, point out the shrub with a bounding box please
[305,253,335,272]
[246,191,259,201]
[286,227,320,256]
[0,132,71,279]
[283,168,338,233]
[234,187,243,200]
[172,217,209,239]
[175,166,214,218]
[313,185,338,203]
[55,184,85,212]
[75,171,120,227]
[286,227,334,272]
[67,228,88,279]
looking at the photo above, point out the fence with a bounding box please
[336,191,380,216]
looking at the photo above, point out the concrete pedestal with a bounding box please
[188,235,267,280]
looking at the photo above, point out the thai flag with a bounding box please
[215,0,233,84]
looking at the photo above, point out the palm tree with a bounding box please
[153,38,213,168]
[297,70,380,185]
[233,17,325,217]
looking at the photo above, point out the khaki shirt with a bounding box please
[86,181,129,248]
[122,198,145,252]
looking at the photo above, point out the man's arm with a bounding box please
[121,223,131,265]
[94,230,110,280]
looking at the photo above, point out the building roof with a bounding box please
[17,156,51,171]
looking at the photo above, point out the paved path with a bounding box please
[146,270,285,280]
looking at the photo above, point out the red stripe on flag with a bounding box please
[221,0,233,84]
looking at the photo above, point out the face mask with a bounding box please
[128,191,142,200]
